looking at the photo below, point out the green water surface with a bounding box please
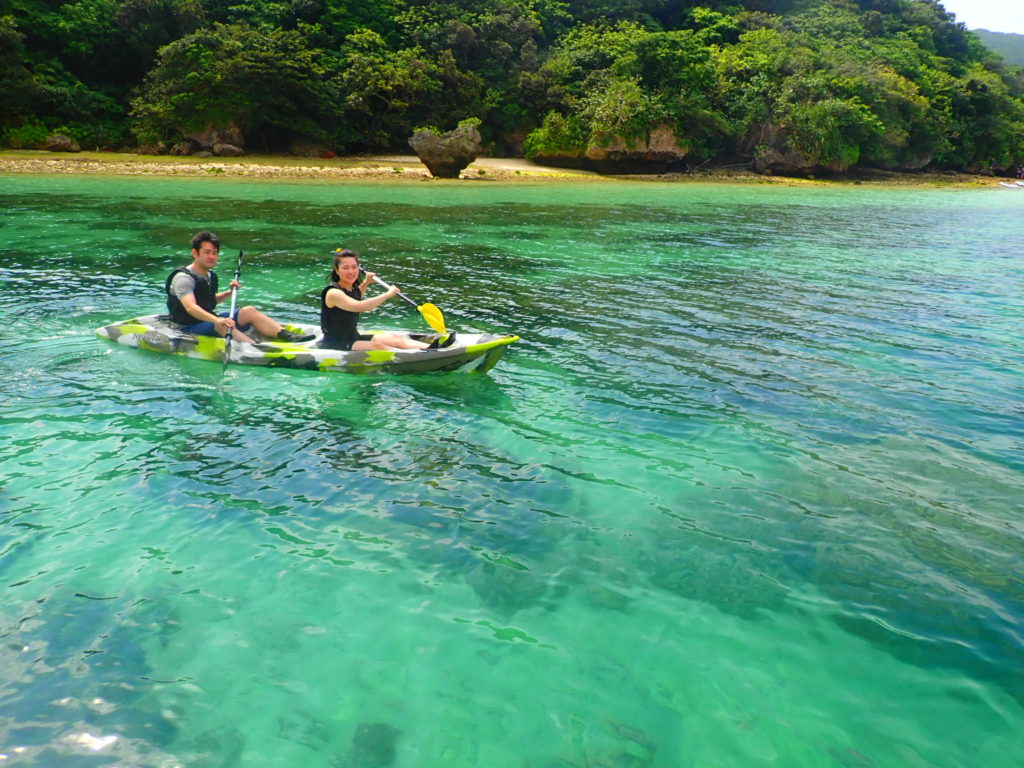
[0,174,1022,767]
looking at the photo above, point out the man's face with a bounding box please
[192,241,219,270]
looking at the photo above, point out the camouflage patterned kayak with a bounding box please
[96,315,519,375]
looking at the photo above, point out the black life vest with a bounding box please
[320,282,361,346]
[165,267,218,325]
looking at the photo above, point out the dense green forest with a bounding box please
[2,0,1023,174]
[974,30,1024,67]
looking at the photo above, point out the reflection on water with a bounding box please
[1,176,1022,767]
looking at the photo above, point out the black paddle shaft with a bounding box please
[225,250,245,339]
[222,249,244,372]
[359,268,419,309]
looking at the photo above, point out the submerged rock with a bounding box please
[349,722,400,767]
[465,560,548,614]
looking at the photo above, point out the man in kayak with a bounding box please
[166,231,314,344]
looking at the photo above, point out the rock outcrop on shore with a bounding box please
[530,123,689,173]
[409,123,483,178]
[42,135,80,153]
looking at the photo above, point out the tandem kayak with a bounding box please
[96,315,519,375]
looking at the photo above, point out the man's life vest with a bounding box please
[165,268,218,325]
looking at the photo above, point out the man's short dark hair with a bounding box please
[191,231,220,252]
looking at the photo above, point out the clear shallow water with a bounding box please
[0,174,1022,767]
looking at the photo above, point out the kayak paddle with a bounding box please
[361,270,447,335]
[222,249,244,374]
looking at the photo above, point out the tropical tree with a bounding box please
[0,0,1020,170]
[523,21,727,162]
[336,28,483,150]
[130,22,343,149]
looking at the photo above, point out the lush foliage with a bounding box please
[523,22,726,159]
[2,0,1022,172]
[974,30,1024,68]
[131,23,344,148]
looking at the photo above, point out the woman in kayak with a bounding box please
[320,249,452,351]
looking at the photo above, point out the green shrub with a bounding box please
[2,120,48,148]
[523,111,587,158]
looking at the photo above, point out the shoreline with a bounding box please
[0,149,1005,186]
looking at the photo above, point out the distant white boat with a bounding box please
[998,181,1022,188]
[1016,180,1024,187]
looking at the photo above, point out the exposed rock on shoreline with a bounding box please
[531,124,690,173]
[409,122,483,178]
[42,134,81,153]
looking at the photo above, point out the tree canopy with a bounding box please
[974,30,1024,68]
[1,0,1021,173]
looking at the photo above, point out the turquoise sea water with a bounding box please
[0,174,1022,767]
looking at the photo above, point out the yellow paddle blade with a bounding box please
[417,302,446,335]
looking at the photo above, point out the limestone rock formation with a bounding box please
[752,144,820,176]
[409,122,482,178]
[529,123,688,173]
[584,124,688,172]
[136,142,169,155]
[168,140,198,156]
[42,134,80,152]
[213,143,245,157]
[290,139,328,157]
[747,123,856,176]
[186,122,244,151]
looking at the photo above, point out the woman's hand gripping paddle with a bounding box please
[222,250,244,374]
[362,270,447,335]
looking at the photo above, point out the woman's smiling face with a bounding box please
[336,255,360,284]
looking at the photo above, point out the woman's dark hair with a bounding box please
[330,248,359,284]
[190,231,220,252]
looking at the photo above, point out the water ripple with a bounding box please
[1,177,1022,767]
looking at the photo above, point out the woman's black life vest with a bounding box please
[165,268,218,325]
[320,282,361,346]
